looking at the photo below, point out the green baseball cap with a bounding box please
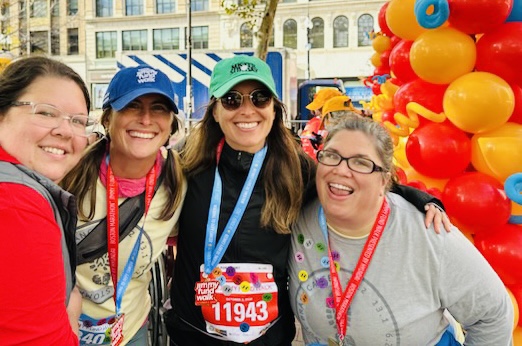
[209,55,279,99]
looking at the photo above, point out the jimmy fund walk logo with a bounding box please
[230,63,258,74]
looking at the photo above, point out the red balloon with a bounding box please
[380,49,391,69]
[395,166,407,184]
[442,172,512,230]
[448,0,513,34]
[378,2,394,37]
[476,23,522,85]
[372,82,382,95]
[389,40,417,84]
[475,223,522,286]
[406,121,471,179]
[393,78,448,127]
[390,35,401,48]
[509,83,522,124]
[380,109,396,124]
[407,180,427,192]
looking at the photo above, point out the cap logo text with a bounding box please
[230,62,258,75]
[136,68,158,84]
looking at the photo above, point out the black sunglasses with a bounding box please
[219,89,273,111]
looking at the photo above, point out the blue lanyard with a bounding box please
[203,145,267,275]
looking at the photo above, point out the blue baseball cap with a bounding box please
[103,65,178,113]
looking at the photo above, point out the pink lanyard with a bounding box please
[326,199,390,343]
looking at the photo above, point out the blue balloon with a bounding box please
[507,0,522,22]
[414,0,449,29]
[504,172,522,224]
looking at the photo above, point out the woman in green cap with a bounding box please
[165,55,449,345]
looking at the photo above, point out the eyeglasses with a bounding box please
[122,100,173,117]
[219,89,273,111]
[316,150,385,174]
[12,101,96,137]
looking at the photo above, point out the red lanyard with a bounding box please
[328,199,390,342]
[106,163,157,301]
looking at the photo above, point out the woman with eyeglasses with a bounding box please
[0,56,92,344]
[60,65,186,345]
[165,55,449,345]
[289,116,513,346]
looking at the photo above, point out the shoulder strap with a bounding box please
[0,161,75,304]
[76,171,165,265]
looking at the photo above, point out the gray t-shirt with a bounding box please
[288,193,513,346]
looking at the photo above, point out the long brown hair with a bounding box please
[182,97,315,234]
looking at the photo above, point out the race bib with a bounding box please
[197,263,278,343]
[78,313,125,345]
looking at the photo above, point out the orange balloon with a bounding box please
[371,52,382,68]
[372,35,392,54]
[410,27,476,85]
[443,72,515,134]
[514,326,522,345]
[508,287,520,330]
[471,123,522,182]
[385,0,429,40]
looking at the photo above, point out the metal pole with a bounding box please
[186,0,193,124]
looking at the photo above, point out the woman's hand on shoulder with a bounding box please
[424,203,452,234]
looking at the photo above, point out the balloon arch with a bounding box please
[363,0,522,341]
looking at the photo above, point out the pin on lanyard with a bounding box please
[106,156,157,315]
[318,199,390,344]
[203,140,267,275]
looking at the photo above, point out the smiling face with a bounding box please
[105,94,173,171]
[316,129,391,232]
[212,80,275,153]
[0,76,89,183]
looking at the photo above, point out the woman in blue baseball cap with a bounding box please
[165,55,450,345]
[61,65,186,345]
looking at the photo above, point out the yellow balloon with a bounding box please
[372,35,391,54]
[443,72,515,134]
[393,135,410,169]
[507,287,520,330]
[385,0,429,40]
[471,123,522,182]
[410,27,476,85]
[370,52,382,68]
[513,201,522,219]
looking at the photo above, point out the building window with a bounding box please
[240,23,253,48]
[191,0,208,11]
[67,0,78,15]
[126,0,143,15]
[30,31,48,53]
[31,0,47,17]
[283,19,297,49]
[122,29,147,50]
[358,14,374,47]
[96,0,113,17]
[68,28,79,55]
[281,0,295,3]
[333,15,348,48]
[156,0,175,13]
[310,17,324,49]
[192,26,208,49]
[96,31,117,58]
[153,28,179,50]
